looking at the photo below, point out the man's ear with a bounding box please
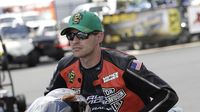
[98,32,104,43]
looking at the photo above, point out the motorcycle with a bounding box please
[26,88,183,112]
[0,35,27,112]
[26,88,91,112]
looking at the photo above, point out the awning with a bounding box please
[0,0,53,8]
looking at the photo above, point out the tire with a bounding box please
[176,29,190,44]
[1,55,9,70]
[27,50,40,67]
[132,41,144,50]
[16,94,27,112]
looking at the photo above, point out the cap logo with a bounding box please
[73,13,82,24]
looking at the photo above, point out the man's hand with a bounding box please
[62,93,77,102]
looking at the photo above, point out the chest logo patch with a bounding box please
[68,71,75,83]
[103,72,118,83]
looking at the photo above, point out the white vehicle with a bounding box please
[21,11,47,28]
[0,23,39,68]
[62,0,117,24]
[31,20,68,60]
[71,1,116,14]
[0,13,24,25]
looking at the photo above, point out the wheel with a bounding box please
[132,41,144,50]
[1,55,9,70]
[27,50,40,67]
[176,29,190,44]
[15,94,27,112]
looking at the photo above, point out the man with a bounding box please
[45,11,178,112]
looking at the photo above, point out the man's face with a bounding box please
[68,29,100,58]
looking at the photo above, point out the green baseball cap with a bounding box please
[61,11,103,35]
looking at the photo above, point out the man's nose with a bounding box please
[71,36,80,43]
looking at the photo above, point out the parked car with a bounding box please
[0,13,24,25]
[21,11,47,29]
[0,23,40,68]
[31,20,69,61]
[61,0,117,29]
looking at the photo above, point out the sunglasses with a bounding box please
[66,31,98,41]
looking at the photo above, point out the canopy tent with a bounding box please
[0,0,53,8]
[0,0,56,20]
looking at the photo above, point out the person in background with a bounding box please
[44,11,178,112]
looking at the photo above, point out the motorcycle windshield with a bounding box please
[26,96,73,112]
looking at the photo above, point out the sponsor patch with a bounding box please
[86,88,126,112]
[103,72,118,83]
[130,60,142,71]
[106,89,126,104]
[68,71,75,83]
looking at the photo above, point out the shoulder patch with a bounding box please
[129,60,142,71]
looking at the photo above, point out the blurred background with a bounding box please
[0,0,199,111]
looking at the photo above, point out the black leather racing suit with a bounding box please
[45,48,178,112]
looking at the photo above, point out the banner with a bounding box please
[188,5,200,34]
[102,7,181,44]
